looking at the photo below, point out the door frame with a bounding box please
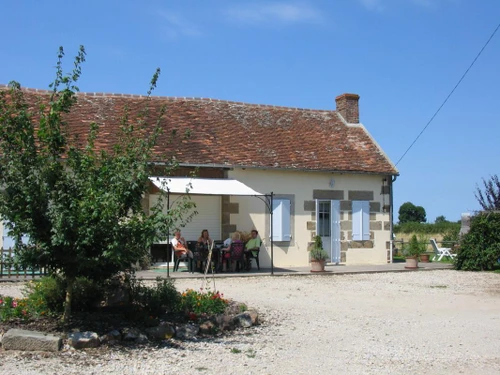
[316,199,341,264]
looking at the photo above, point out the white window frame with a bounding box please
[352,200,370,241]
[271,198,291,242]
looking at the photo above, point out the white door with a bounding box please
[316,200,341,264]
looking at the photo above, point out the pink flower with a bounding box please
[12,301,18,308]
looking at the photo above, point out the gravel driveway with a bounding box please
[1,270,499,375]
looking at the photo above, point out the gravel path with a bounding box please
[1,270,500,375]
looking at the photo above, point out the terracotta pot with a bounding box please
[405,257,418,269]
[310,259,326,272]
[419,254,430,263]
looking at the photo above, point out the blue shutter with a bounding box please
[352,201,370,241]
[272,199,291,241]
[361,201,370,240]
[272,200,283,241]
[352,201,362,241]
[282,199,291,241]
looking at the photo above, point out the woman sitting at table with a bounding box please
[197,229,212,249]
[196,229,213,270]
[221,232,243,272]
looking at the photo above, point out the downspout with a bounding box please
[389,175,397,264]
[270,192,274,276]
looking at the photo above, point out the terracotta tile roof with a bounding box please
[1,85,398,175]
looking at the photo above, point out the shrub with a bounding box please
[23,276,65,313]
[128,276,181,318]
[402,234,426,258]
[309,235,329,261]
[22,276,105,314]
[441,226,460,247]
[455,212,500,271]
[180,288,228,321]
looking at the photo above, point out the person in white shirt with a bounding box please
[171,230,193,259]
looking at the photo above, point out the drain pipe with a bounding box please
[389,175,397,263]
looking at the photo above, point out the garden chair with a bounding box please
[229,240,246,272]
[430,239,455,261]
[246,240,261,270]
[173,251,193,272]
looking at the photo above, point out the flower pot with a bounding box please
[405,257,418,269]
[310,259,326,272]
[419,254,430,263]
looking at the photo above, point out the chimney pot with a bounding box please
[335,93,360,123]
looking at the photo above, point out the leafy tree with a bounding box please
[398,202,427,224]
[475,174,500,211]
[435,215,448,224]
[455,212,500,271]
[0,46,194,322]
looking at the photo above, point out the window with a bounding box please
[317,201,331,237]
[271,198,291,241]
[352,201,370,241]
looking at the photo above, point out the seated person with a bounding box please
[171,230,193,259]
[245,229,261,255]
[197,229,212,250]
[245,229,261,269]
[223,234,232,248]
[196,229,214,269]
[221,232,242,271]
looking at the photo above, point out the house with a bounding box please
[0,85,399,267]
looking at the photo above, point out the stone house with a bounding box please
[0,86,398,267]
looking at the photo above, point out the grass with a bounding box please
[246,349,256,358]
[230,348,242,354]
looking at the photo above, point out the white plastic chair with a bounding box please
[430,239,456,261]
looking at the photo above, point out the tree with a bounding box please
[435,215,448,224]
[475,174,500,211]
[398,202,427,224]
[0,46,194,322]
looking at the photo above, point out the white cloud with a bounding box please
[155,10,201,38]
[225,2,323,26]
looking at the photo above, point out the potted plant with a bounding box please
[402,234,423,269]
[309,235,330,272]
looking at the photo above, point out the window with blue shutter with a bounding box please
[272,199,291,241]
[352,201,370,241]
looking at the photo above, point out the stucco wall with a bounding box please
[228,168,392,267]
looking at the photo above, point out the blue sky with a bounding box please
[1,0,499,223]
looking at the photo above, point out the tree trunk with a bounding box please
[62,278,74,324]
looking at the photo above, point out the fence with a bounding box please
[0,248,47,279]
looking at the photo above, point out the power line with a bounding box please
[395,22,500,166]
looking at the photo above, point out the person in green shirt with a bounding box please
[245,229,261,270]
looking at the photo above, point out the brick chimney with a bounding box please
[335,93,360,123]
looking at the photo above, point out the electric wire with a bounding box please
[395,22,500,166]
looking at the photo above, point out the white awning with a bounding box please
[149,177,266,196]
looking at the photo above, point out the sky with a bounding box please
[1,0,499,223]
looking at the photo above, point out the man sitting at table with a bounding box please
[245,229,261,270]
[172,230,193,260]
